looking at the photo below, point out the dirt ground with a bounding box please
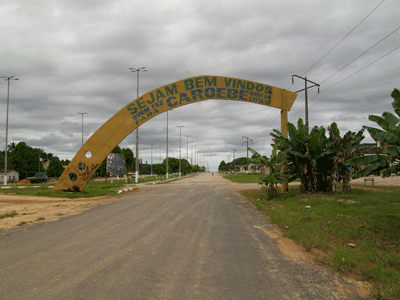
[0,194,119,230]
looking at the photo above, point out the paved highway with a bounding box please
[0,173,362,299]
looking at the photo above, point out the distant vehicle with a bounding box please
[27,172,49,183]
[131,174,135,178]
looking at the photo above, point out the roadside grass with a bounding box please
[0,210,18,219]
[0,174,191,198]
[240,185,400,299]
[223,173,265,183]
[0,179,134,199]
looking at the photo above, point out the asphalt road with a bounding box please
[1,173,362,300]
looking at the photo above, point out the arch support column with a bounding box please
[281,109,289,192]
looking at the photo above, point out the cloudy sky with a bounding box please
[1,0,399,172]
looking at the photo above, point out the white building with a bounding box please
[0,170,19,184]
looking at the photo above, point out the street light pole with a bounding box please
[177,126,184,177]
[194,145,197,165]
[38,148,44,173]
[184,135,190,164]
[166,111,169,179]
[77,112,88,146]
[129,67,147,183]
[1,75,19,186]
[150,142,153,176]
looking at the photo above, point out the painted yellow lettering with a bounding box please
[165,84,178,96]
[195,77,203,88]
[204,76,217,87]
[127,103,138,114]
[136,98,146,109]
[156,89,166,100]
[167,96,178,107]
[227,89,238,99]
[191,89,204,101]
[184,79,194,90]
[217,88,226,99]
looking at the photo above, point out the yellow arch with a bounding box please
[55,75,297,192]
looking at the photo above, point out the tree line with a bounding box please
[1,143,205,181]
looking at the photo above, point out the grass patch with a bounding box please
[223,173,265,183]
[240,185,400,299]
[16,221,27,227]
[0,179,137,199]
[0,175,181,198]
[0,211,18,219]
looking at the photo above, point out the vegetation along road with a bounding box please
[0,173,365,299]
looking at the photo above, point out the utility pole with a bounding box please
[232,149,237,171]
[77,112,88,146]
[232,149,237,161]
[184,135,190,163]
[129,67,147,183]
[1,75,18,186]
[242,136,253,174]
[291,75,320,132]
[177,126,184,177]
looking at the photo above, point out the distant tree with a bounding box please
[7,142,17,152]
[60,159,70,166]
[121,148,134,171]
[162,157,179,173]
[218,160,227,171]
[46,157,64,178]
[154,163,166,175]
[9,142,39,179]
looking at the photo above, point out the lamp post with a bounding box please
[129,67,147,183]
[77,112,88,146]
[38,148,44,173]
[166,111,169,179]
[177,126,184,177]
[184,135,190,165]
[150,142,153,176]
[1,75,19,186]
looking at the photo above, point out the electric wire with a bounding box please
[289,43,400,122]
[286,0,386,92]
[321,44,400,93]
[320,25,400,84]
[301,0,386,77]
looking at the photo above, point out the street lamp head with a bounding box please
[129,67,147,72]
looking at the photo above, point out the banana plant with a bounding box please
[327,123,365,193]
[346,89,400,178]
[248,144,289,200]
[271,118,331,193]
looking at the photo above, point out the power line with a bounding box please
[301,0,386,76]
[320,25,400,84]
[322,44,400,93]
[289,43,400,122]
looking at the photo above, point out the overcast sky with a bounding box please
[1,0,399,172]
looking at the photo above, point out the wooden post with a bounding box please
[281,109,288,192]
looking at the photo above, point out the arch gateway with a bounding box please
[54,75,298,192]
